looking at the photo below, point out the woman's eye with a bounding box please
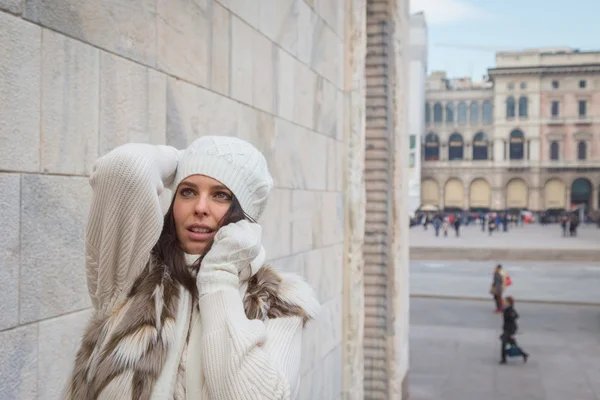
[214,191,232,200]
[180,188,195,197]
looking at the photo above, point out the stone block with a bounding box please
[259,188,292,260]
[41,29,99,176]
[258,0,297,55]
[230,15,255,105]
[296,0,317,66]
[312,19,341,87]
[327,139,336,192]
[293,61,316,129]
[276,47,295,121]
[292,219,313,254]
[304,244,343,303]
[270,119,326,190]
[317,295,342,358]
[217,0,258,28]
[167,77,242,148]
[0,324,37,399]
[0,12,40,172]
[37,309,92,399]
[300,345,342,400]
[0,174,20,330]
[312,192,344,247]
[336,89,344,141]
[314,0,343,38]
[211,2,231,96]
[252,31,275,114]
[99,53,167,155]
[314,76,338,137]
[19,175,92,323]
[157,0,210,87]
[24,0,157,66]
[0,0,22,14]
[270,252,305,276]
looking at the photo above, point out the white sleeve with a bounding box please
[85,143,179,316]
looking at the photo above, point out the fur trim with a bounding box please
[243,265,320,326]
[67,262,318,399]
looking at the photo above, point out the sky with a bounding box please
[410,0,600,80]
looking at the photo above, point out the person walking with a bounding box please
[453,215,461,237]
[443,216,449,237]
[490,264,505,313]
[65,137,319,399]
[499,296,529,364]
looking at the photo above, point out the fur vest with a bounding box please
[65,261,317,399]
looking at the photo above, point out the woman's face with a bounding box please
[173,175,233,254]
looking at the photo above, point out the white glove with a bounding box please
[197,220,263,295]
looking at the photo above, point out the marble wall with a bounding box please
[0,1,352,399]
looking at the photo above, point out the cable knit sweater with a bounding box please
[68,143,319,400]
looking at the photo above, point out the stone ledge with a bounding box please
[410,247,600,262]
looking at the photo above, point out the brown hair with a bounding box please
[505,296,514,306]
[150,195,255,300]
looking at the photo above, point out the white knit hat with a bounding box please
[173,136,273,220]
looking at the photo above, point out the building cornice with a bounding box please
[488,64,600,78]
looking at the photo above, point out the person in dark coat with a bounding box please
[499,296,529,364]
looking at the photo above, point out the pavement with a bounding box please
[409,298,600,400]
[410,223,600,250]
[410,260,600,305]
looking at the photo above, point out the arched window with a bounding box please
[425,103,431,123]
[578,141,587,160]
[424,132,440,161]
[433,103,443,123]
[446,103,454,123]
[506,96,515,118]
[470,102,479,123]
[472,132,488,160]
[482,100,492,123]
[509,129,524,160]
[518,96,528,117]
[458,102,467,123]
[448,132,464,160]
[550,141,559,160]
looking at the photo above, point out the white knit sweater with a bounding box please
[84,143,313,399]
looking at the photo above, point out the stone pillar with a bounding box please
[389,0,410,397]
[464,184,470,210]
[493,138,503,161]
[592,185,598,211]
[566,186,572,209]
[342,1,366,399]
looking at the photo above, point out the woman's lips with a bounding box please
[186,228,214,241]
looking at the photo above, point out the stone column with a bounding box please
[464,184,470,210]
[566,186,571,209]
[592,184,598,211]
[342,1,366,399]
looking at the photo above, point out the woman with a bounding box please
[66,136,320,399]
[490,264,505,313]
[499,296,529,364]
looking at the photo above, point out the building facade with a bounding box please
[407,12,428,215]
[422,49,600,214]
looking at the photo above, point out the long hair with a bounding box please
[150,195,255,299]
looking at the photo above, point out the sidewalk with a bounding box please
[410,298,600,400]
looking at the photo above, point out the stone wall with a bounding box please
[0,1,352,399]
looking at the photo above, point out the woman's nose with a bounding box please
[194,195,209,215]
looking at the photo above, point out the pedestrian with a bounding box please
[489,264,505,312]
[443,216,449,237]
[65,137,319,399]
[488,217,496,236]
[433,215,441,237]
[561,214,568,237]
[481,213,486,232]
[499,296,529,364]
[454,215,461,237]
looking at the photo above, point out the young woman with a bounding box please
[499,296,529,364]
[490,264,505,313]
[66,136,319,399]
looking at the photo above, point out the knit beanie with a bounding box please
[172,136,273,220]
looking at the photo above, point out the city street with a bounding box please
[410,298,600,400]
[411,260,600,304]
[410,257,600,399]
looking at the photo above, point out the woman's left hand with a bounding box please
[197,220,263,294]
